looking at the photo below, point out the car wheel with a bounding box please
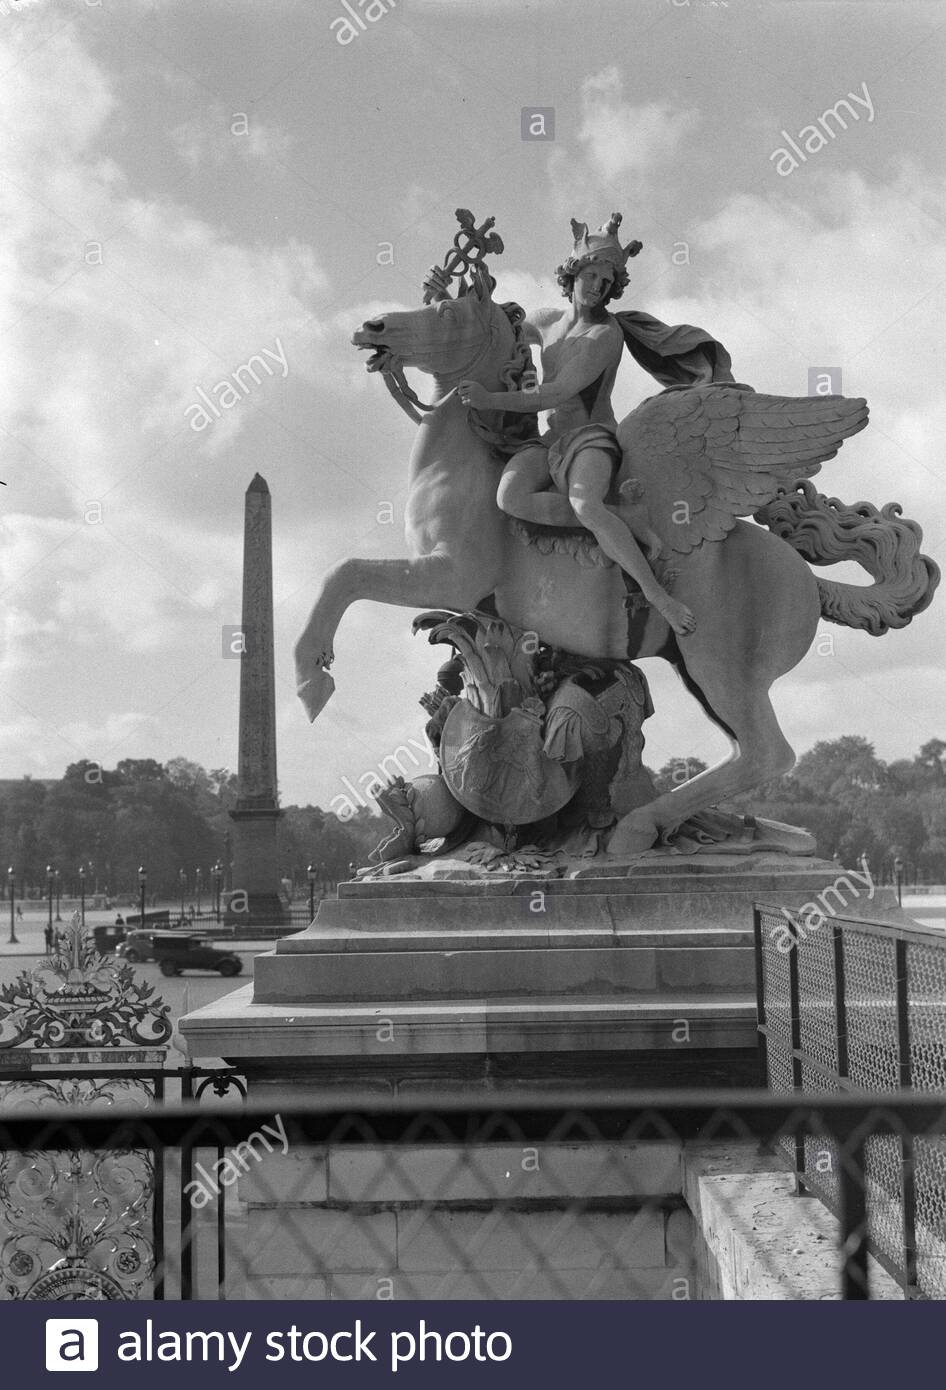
[124,949,140,963]
[218,958,241,977]
[159,959,179,977]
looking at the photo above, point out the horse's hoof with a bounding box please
[606,813,659,857]
[297,669,336,722]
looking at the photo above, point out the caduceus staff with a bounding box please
[422,207,504,302]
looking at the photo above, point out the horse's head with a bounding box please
[352,267,525,390]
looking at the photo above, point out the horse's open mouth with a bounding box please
[352,326,394,374]
[353,342,393,373]
[366,346,391,372]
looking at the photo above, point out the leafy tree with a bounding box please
[116,758,167,784]
[793,736,886,803]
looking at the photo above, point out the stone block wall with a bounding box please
[236,1142,694,1301]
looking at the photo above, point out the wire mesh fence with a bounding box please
[3,1086,946,1301]
[755,902,946,1299]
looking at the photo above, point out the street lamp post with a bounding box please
[7,867,17,945]
[307,864,316,921]
[894,856,904,908]
[195,868,202,915]
[179,868,186,924]
[78,865,86,926]
[213,862,222,923]
[54,868,62,922]
[46,865,54,943]
[138,866,147,927]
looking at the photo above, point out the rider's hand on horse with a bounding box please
[423,265,451,301]
[458,379,490,410]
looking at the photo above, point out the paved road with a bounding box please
[902,894,946,928]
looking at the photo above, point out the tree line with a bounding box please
[1,737,943,899]
[0,757,380,901]
[656,736,946,882]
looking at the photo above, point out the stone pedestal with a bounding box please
[180,854,903,1299]
[183,853,902,1092]
[223,808,285,926]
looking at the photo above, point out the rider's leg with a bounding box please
[497,445,580,528]
[568,449,697,636]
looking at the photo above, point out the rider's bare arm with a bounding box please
[477,328,619,414]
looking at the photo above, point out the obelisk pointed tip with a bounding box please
[247,473,270,495]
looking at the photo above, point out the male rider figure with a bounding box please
[429,215,734,635]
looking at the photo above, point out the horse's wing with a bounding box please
[616,386,869,555]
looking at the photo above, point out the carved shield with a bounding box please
[438,698,580,825]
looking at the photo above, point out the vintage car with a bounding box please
[91,923,127,954]
[117,931,242,976]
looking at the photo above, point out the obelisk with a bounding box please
[224,474,285,925]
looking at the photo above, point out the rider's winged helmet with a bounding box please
[556,212,642,302]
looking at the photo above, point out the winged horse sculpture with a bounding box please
[295,261,938,856]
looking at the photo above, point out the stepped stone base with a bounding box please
[180,853,906,1299]
[180,853,902,1093]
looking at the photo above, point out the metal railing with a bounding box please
[0,1065,246,1302]
[754,901,946,1299]
[4,1088,946,1300]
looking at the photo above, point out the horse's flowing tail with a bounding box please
[757,480,940,635]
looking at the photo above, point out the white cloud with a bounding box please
[575,69,701,187]
[0,23,329,499]
[171,105,292,170]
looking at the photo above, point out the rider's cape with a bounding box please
[613,309,735,388]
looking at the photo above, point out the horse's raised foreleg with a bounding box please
[295,553,491,721]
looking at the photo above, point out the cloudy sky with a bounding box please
[1,0,944,813]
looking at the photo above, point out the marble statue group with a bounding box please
[295,208,938,873]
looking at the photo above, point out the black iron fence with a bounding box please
[3,1087,946,1300]
[754,901,946,1299]
[184,908,314,939]
[0,1065,248,1301]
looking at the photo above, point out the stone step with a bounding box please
[337,866,860,901]
[179,983,757,1058]
[302,887,861,938]
[254,943,755,1004]
[300,891,778,942]
[275,925,751,954]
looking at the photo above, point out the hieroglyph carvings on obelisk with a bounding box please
[225,474,286,924]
